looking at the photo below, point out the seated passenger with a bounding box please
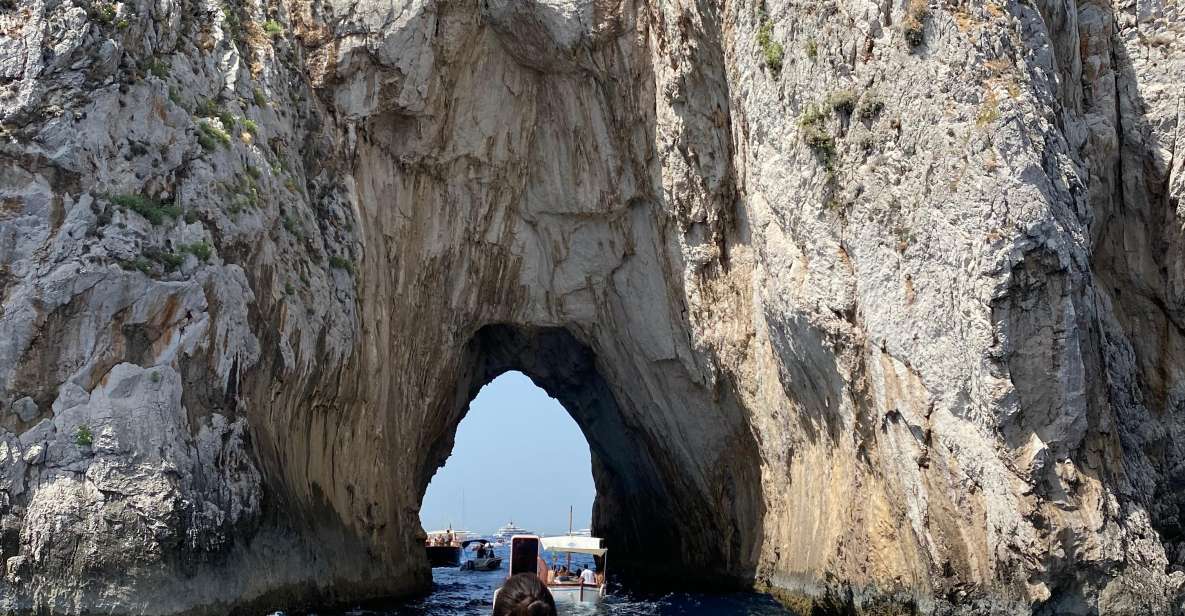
[580,567,596,585]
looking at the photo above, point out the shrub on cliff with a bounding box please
[903,0,928,48]
[756,14,784,76]
[74,425,94,447]
[110,194,181,225]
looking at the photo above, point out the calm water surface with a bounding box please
[301,547,796,616]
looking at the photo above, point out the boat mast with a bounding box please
[566,505,573,570]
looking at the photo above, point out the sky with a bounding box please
[419,371,595,536]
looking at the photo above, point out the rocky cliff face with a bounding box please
[0,0,1182,613]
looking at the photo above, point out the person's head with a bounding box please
[494,574,556,616]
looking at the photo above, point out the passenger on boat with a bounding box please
[494,573,557,616]
[580,567,596,585]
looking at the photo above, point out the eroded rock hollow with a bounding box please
[0,0,1182,613]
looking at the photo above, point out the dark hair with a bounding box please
[493,573,556,616]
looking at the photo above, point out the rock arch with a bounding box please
[0,0,1183,613]
[426,324,763,587]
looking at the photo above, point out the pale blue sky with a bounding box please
[420,371,595,535]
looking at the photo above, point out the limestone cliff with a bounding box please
[0,0,1182,613]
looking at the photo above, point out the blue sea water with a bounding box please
[311,547,796,616]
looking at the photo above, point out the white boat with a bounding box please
[540,535,607,604]
[495,534,607,606]
[492,521,533,541]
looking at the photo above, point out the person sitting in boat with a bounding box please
[493,573,557,616]
[580,567,596,585]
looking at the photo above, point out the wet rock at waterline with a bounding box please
[0,0,1183,613]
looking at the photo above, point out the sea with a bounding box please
[288,546,796,616]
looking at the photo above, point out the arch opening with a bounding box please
[419,370,596,538]
[415,324,764,591]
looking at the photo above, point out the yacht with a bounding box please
[492,521,532,541]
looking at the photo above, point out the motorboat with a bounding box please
[424,529,463,567]
[494,534,607,606]
[459,538,503,571]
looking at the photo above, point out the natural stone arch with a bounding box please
[238,0,764,603]
[423,324,764,587]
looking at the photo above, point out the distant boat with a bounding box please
[492,521,533,541]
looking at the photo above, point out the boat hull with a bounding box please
[425,545,462,567]
[548,584,604,604]
[460,557,502,571]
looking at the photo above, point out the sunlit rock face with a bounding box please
[0,0,1182,613]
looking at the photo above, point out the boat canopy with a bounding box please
[540,536,606,556]
[461,538,490,548]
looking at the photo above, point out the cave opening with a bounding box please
[419,369,597,544]
[411,324,763,594]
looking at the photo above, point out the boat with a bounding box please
[459,538,503,571]
[492,521,532,541]
[540,535,607,604]
[424,529,463,567]
[495,534,607,605]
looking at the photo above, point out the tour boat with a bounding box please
[424,529,463,567]
[540,535,607,603]
[495,534,607,606]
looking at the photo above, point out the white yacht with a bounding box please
[493,521,532,541]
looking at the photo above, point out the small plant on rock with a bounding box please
[328,255,354,273]
[262,19,284,37]
[74,424,94,447]
[903,0,928,49]
[804,38,818,60]
[198,120,232,150]
[181,241,213,262]
[858,96,885,120]
[826,90,857,116]
[755,15,784,77]
[153,249,185,271]
[148,58,170,79]
[110,194,181,225]
[89,1,117,24]
[195,98,219,118]
[119,257,155,274]
[799,105,838,172]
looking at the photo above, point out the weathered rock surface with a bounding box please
[0,0,1182,613]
